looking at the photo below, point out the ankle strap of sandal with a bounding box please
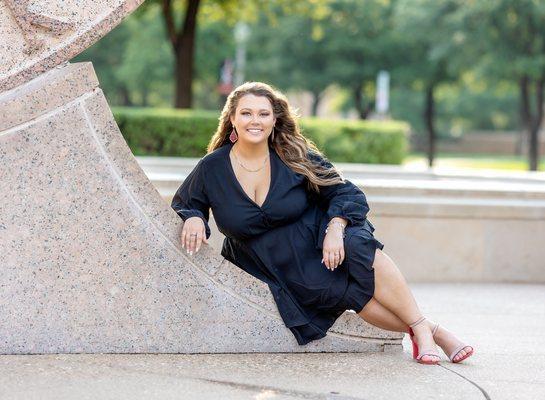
[409,316,426,328]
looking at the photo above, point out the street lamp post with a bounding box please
[234,22,250,86]
[375,70,390,119]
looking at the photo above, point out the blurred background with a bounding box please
[72,0,545,172]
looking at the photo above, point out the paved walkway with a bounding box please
[1,283,543,399]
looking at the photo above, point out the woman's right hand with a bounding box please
[181,216,208,255]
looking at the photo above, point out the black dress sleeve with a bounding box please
[307,150,370,227]
[171,159,212,240]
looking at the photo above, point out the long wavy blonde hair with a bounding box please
[206,81,344,193]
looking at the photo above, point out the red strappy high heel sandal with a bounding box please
[431,323,475,363]
[410,320,475,364]
[408,326,418,359]
[407,316,441,365]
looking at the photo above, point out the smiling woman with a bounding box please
[227,94,276,208]
[231,94,276,141]
[171,81,474,364]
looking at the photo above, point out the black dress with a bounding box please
[171,141,385,345]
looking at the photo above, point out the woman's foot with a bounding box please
[409,317,441,364]
[427,320,474,363]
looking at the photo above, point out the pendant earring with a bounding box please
[229,127,238,143]
[270,126,275,142]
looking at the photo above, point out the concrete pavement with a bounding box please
[2,283,543,400]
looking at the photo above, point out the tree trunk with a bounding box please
[530,76,544,171]
[424,84,436,168]
[353,84,367,119]
[311,91,322,116]
[119,84,132,106]
[353,86,374,119]
[363,102,373,119]
[174,48,192,108]
[161,0,201,109]
[519,74,544,171]
[141,86,149,107]
[519,75,531,159]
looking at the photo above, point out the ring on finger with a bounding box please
[188,233,197,253]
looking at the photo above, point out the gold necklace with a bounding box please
[232,146,269,172]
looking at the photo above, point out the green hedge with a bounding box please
[113,107,409,164]
[299,118,409,164]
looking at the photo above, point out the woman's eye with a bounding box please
[240,112,269,117]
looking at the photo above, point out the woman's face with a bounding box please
[230,94,276,145]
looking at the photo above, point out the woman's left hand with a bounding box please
[322,219,347,271]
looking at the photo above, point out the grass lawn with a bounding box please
[404,152,545,172]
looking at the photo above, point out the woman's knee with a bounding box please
[357,296,379,318]
[371,249,397,286]
[371,248,384,271]
[373,249,408,290]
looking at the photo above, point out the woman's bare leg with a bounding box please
[369,248,440,363]
[357,297,409,333]
[358,298,473,362]
[367,249,473,362]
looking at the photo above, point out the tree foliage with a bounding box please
[74,0,544,170]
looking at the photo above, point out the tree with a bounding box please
[160,0,201,108]
[455,0,545,171]
[72,20,134,106]
[117,5,174,106]
[394,0,462,167]
[74,4,174,107]
[324,0,402,119]
[245,1,405,118]
[143,0,313,109]
[245,11,334,116]
[194,20,236,109]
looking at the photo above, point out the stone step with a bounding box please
[139,158,545,202]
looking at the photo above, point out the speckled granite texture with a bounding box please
[0,62,402,354]
[0,0,145,92]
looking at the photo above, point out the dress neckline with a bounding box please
[225,141,275,209]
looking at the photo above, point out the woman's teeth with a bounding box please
[247,129,262,134]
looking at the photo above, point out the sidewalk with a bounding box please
[1,283,543,399]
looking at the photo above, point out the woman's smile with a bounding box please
[230,94,276,145]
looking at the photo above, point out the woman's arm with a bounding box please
[307,150,370,228]
[171,158,212,240]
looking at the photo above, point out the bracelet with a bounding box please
[325,221,346,238]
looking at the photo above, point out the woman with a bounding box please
[171,82,474,365]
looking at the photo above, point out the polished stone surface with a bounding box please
[0,0,144,91]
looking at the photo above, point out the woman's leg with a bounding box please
[369,248,440,362]
[357,297,409,333]
[359,297,473,362]
[358,250,471,361]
